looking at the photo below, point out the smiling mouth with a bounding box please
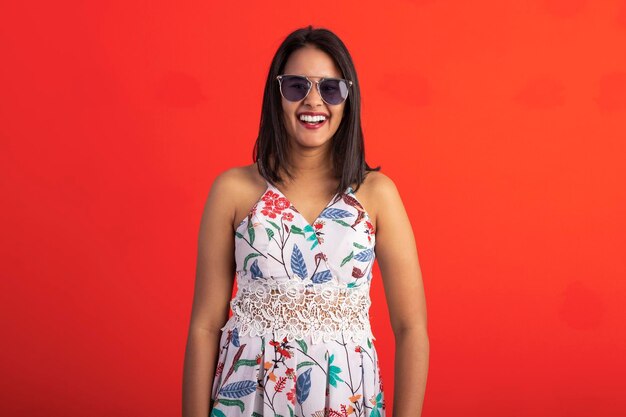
[298,114,327,126]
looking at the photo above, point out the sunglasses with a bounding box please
[276,75,353,105]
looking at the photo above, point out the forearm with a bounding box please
[182,327,222,417]
[392,327,429,417]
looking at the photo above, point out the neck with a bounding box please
[283,142,335,182]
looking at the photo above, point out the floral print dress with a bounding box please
[210,179,385,417]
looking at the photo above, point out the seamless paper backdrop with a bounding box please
[1,0,625,416]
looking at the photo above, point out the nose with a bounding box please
[303,81,324,107]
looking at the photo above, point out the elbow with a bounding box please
[392,323,429,341]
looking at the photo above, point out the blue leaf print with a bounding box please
[296,368,312,404]
[219,380,257,398]
[290,244,308,279]
[250,259,263,279]
[354,248,374,262]
[231,327,240,347]
[319,207,353,219]
[311,269,332,284]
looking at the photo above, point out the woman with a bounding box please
[183,26,429,417]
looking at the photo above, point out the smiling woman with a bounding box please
[183,25,429,417]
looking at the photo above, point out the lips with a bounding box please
[297,112,329,130]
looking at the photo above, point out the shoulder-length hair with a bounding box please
[252,25,380,194]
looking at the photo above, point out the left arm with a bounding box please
[373,173,429,417]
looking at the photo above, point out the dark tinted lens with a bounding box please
[319,79,349,104]
[280,76,311,101]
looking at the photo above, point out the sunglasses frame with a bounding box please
[276,74,353,105]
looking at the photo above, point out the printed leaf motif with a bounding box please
[247,225,255,245]
[296,361,316,370]
[235,231,244,238]
[296,339,308,354]
[332,219,352,227]
[367,338,372,348]
[328,364,344,387]
[290,244,308,279]
[296,368,312,404]
[243,253,260,271]
[231,327,240,347]
[219,380,257,398]
[354,249,374,262]
[319,208,353,219]
[253,412,263,417]
[288,405,294,417]
[370,407,381,417]
[266,228,274,241]
[353,242,367,249]
[327,354,344,388]
[340,251,354,267]
[250,259,263,279]
[311,270,332,284]
[303,224,315,233]
[211,408,227,417]
[290,225,305,236]
[267,220,280,230]
[216,398,245,412]
[376,391,383,404]
[234,359,258,371]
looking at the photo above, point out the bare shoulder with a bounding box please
[206,163,266,231]
[202,164,256,222]
[356,171,403,229]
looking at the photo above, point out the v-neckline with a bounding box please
[265,180,347,229]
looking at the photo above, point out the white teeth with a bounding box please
[299,114,327,123]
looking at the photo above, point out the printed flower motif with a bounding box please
[260,191,291,218]
[354,346,361,353]
[349,394,362,403]
[365,220,375,243]
[269,337,293,358]
[313,220,326,244]
[287,386,297,405]
[214,362,224,377]
[282,211,294,222]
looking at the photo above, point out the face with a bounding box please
[280,46,347,150]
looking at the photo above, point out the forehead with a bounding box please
[283,46,342,78]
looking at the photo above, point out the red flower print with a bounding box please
[260,191,292,218]
[262,190,280,203]
[282,211,294,222]
[287,386,297,405]
[313,220,325,230]
[274,197,290,211]
[279,347,292,358]
[215,362,224,377]
[314,252,328,264]
[354,346,361,352]
[365,220,375,242]
[261,204,277,218]
[352,267,365,279]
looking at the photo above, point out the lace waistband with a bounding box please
[220,280,375,345]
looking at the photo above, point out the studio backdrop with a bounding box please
[1,1,625,416]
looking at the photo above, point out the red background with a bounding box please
[2,1,626,416]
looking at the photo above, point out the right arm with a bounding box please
[182,171,238,417]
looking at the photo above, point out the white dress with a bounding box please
[210,180,385,417]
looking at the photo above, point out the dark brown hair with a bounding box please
[252,25,380,194]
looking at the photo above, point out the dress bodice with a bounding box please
[221,179,378,344]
